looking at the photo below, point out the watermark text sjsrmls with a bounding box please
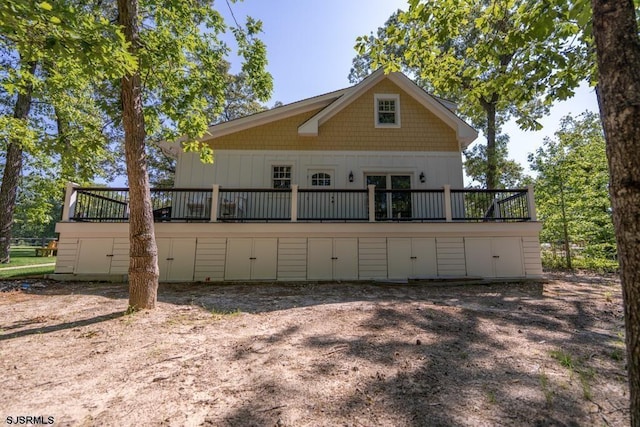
[5,416,54,425]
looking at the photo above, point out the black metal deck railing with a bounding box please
[298,189,368,221]
[68,186,532,223]
[450,189,530,222]
[373,189,446,221]
[218,188,291,221]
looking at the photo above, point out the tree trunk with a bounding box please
[0,61,37,264]
[118,0,159,309]
[591,0,640,424]
[559,183,572,270]
[480,97,498,189]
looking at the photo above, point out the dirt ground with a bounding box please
[0,273,629,427]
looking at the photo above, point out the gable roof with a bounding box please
[196,69,477,149]
[298,69,477,147]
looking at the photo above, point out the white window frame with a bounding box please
[272,165,292,189]
[308,169,334,188]
[374,93,401,128]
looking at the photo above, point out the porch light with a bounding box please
[419,172,426,183]
[349,171,354,182]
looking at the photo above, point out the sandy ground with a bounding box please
[0,273,629,426]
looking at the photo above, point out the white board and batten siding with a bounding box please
[175,150,464,189]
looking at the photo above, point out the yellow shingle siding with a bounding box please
[206,79,460,152]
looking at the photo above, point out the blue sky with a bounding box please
[221,0,599,178]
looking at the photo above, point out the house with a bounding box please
[53,70,543,282]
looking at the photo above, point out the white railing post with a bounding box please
[291,185,298,222]
[443,184,452,222]
[210,184,219,222]
[368,184,376,222]
[62,182,78,221]
[527,184,537,221]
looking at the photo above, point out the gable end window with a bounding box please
[272,166,292,188]
[374,94,401,128]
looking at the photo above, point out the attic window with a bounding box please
[375,94,400,128]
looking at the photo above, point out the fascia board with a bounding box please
[298,69,387,136]
[200,89,348,142]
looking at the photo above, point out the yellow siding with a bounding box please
[205,79,459,152]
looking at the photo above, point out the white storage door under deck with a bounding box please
[157,238,196,282]
[75,238,114,274]
[387,238,437,279]
[307,238,358,280]
[225,238,278,280]
[465,237,524,278]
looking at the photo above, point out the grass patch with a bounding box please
[539,370,554,406]
[541,252,618,273]
[211,307,242,319]
[0,264,55,279]
[549,348,596,401]
[0,246,56,268]
[0,246,56,279]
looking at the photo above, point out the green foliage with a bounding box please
[133,0,273,163]
[541,251,618,273]
[1,0,273,236]
[0,0,136,243]
[530,112,615,270]
[146,61,268,187]
[464,134,526,188]
[354,0,592,188]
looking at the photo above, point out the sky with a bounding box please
[220,0,600,178]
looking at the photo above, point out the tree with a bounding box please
[115,0,272,309]
[118,0,158,309]
[464,134,525,188]
[0,0,133,262]
[591,0,640,423]
[146,63,267,188]
[529,112,614,268]
[355,0,591,189]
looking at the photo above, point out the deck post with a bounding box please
[527,184,537,221]
[368,185,376,222]
[61,182,78,221]
[443,184,452,222]
[291,185,298,222]
[210,185,219,222]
